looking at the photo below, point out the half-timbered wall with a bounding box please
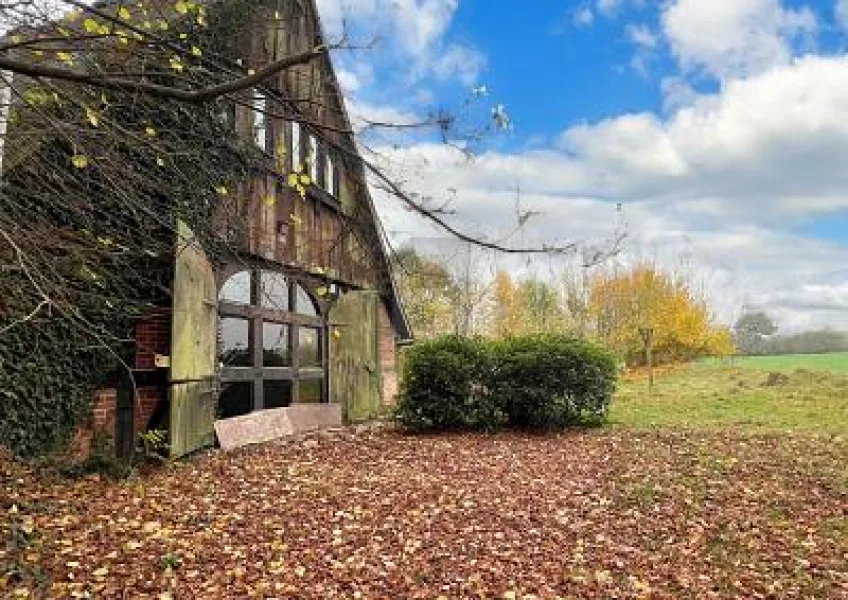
[219,0,384,291]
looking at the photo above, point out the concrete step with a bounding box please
[214,404,343,451]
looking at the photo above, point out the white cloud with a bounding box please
[429,43,486,85]
[597,0,644,17]
[662,0,817,80]
[370,54,848,332]
[316,0,477,85]
[626,23,658,49]
[574,7,595,27]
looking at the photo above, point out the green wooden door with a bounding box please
[169,221,217,457]
[329,290,381,423]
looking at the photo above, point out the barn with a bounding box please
[0,0,412,459]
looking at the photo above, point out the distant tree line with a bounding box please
[733,311,848,356]
[394,246,734,367]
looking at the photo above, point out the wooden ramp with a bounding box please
[214,404,343,451]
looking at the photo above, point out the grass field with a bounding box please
[612,363,848,434]
[700,351,848,374]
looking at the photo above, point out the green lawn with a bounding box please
[611,363,848,435]
[699,351,848,374]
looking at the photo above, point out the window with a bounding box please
[291,121,302,171]
[217,269,328,415]
[295,284,318,316]
[219,317,251,367]
[253,90,267,150]
[219,383,253,419]
[220,270,251,305]
[307,134,318,182]
[298,327,321,367]
[260,271,288,311]
[325,152,335,195]
[263,323,291,367]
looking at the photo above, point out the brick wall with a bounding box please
[69,309,171,461]
[135,308,171,370]
[377,302,399,406]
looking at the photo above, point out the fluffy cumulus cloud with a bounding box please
[315,0,848,331]
[662,0,817,79]
[372,53,848,331]
[316,0,482,84]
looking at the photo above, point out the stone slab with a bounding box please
[214,404,343,451]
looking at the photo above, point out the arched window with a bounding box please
[217,268,326,419]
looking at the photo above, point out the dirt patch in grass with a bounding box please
[2,428,847,599]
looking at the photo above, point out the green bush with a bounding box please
[394,336,504,432]
[489,334,617,430]
[395,334,617,432]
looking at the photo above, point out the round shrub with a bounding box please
[394,336,504,432]
[489,334,617,430]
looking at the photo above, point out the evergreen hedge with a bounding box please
[395,334,617,432]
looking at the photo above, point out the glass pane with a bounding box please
[253,91,266,149]
[298,327,321,367]
[295,285,317,316]
[264,380,292,410]
[291,122,301,171]
[263,322,291,367]
[308,135,318,181]
[218,382,253,419]
[260,271,289,311]
[325,154,334,193]
[299,379,323,404]
[220,270,251,305]
[219,317,251,367]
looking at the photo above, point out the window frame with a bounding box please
[217,267,328,415]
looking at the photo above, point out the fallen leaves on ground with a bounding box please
[1,429,846,598]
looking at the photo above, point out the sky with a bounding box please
[316,0,848,333]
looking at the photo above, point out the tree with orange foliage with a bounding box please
[492,271,523,338]
[588,264,734,366]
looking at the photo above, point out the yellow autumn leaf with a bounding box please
[287,173,299,187]
[56,51,73,65]
[174,0,188,13]
[215,185,229,196]
[191,45,202,57]
[83,18,100,33]
[299,174,311,186]
[156,157,165,167]
[169,57,184,72]
[85,108,100,127]
[117,6,131,20]
[145,126,157,137]
[71,154,89,169]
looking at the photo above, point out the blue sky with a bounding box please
[318,0,848,332]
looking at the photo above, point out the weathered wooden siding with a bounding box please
[169,220,217,457]
[329,290,382,422]
[211,0,384,292]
